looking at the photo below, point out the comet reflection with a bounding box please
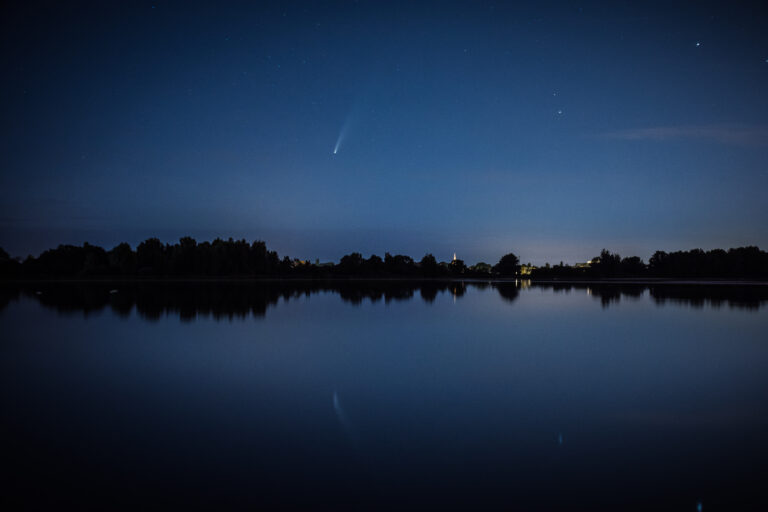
[333,391,358,444]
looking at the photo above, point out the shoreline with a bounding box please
[2,277,768,286]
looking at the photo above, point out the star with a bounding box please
[695,41,701,47]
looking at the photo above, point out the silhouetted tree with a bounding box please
[645,246,768,278]
[0,247,20,277]
[419,253,439,277]
[648,250,669,276]
[29,243,107,276]
[493,252,520,276]
[620,256,645,276]
[469,262,492,275]
[449,258,467,275]
[172,236,197,275]
[591,249,621,277]
[339,252,364,274]
[279,255,293,273]
[137,238,165,275]
[384,253,416,276]
[364,254,384,274]
[108,243,136,275]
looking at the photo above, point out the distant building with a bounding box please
[574,258,598,269]
[520,264,537,275]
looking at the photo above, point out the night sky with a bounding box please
[2,1,767,265]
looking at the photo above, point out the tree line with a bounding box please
[0,237,486,278]
[0,238,766,279]
[530,247,768,279]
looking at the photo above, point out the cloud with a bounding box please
[598,124,768,147]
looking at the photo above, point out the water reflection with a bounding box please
[1,280,766,319]
[2,279,767,510]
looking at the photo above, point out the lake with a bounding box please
[2,281,767,510]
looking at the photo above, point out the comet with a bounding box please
[333,106,360,155]
[333,122,348,155]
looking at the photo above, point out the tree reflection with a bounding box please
[0,281,493,320]
[530,283,768,310]
[1,280,766,320]
[493,283,520,303]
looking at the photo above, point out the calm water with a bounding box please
[2,281,767,510]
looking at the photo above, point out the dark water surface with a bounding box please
[2,281,767,510]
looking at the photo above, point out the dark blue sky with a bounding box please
[2,1,767,264]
